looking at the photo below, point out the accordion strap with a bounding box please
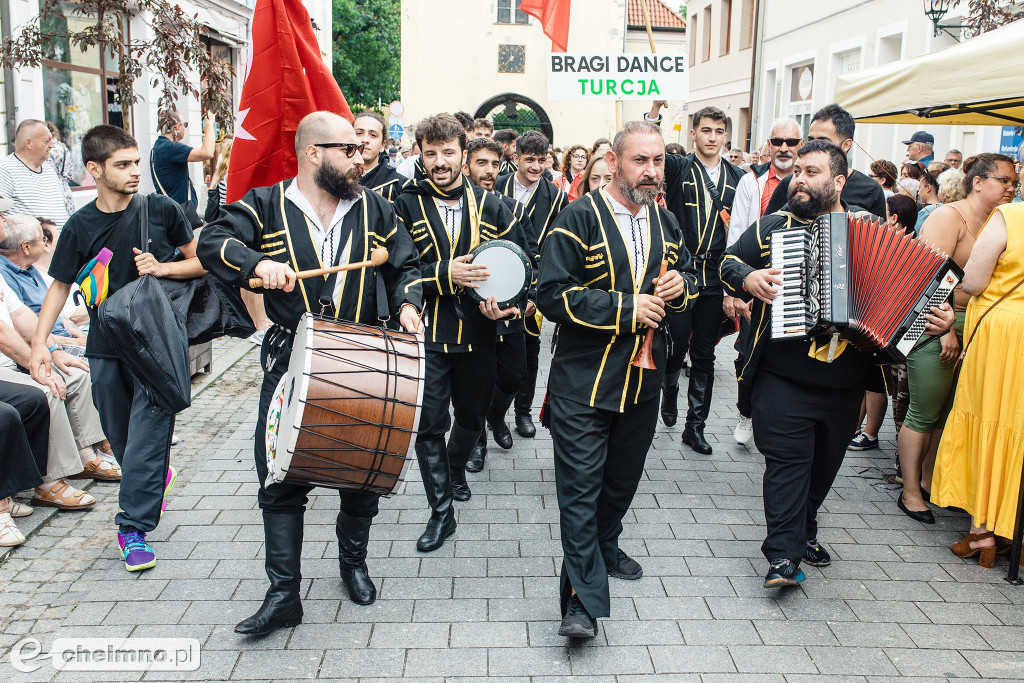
[956,275,1024,368]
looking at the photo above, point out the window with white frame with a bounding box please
[496,0,530,25]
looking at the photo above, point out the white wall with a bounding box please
[755,0,1001,172]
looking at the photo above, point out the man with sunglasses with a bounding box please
[197,111,423,636]
[764,104,886,219]
[725,118,803,446]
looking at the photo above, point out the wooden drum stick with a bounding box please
[248,247,388,289]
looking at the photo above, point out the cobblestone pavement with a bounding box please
[2,333,1023,682]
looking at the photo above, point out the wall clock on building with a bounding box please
[498,44,526,73]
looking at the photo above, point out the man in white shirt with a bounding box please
[0,120,68,228]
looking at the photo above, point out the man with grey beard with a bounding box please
[536,121,697,639]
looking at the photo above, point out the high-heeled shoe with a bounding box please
[951,531,997,569]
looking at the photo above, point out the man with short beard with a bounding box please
[537,121,697,639]
[495,131,567,444]
[721,140,955,589]
[196,111,424,635]
[354,111,403,202]
[462,137,539,472]
[393,114,530,554]
[725,118,802,445]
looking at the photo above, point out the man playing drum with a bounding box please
[393,114,530,554]
[198,111,423,635]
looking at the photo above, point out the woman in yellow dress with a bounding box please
[932,191,1024,568]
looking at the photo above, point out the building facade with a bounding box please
[399,0,688,148]
[1,0,334,209]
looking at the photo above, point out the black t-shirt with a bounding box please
[765,169,887,218]
[49,194,193,358]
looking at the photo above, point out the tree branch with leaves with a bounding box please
[0,0,234,135]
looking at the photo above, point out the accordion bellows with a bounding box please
[770,212,964,364]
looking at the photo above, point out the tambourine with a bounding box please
[465,240,532,309]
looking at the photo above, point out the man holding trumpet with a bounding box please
[536,121,697,639]
[197,111,423,635]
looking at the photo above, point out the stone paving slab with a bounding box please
[1,334,1022,681]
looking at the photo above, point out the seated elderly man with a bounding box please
[0,214,86,353]
[0,255,120,507]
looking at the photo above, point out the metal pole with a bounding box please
[1004,455,1024,585]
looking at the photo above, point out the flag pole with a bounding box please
[640,0,657,53]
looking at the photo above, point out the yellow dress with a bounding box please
[933,202,1024,539]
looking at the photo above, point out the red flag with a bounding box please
[519,0,572,53]
[226,0,353,202]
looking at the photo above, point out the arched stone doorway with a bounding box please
[474,93,554,143]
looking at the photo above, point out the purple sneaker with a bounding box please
[118,530,156,571]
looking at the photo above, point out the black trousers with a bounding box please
[254,335,379,517]
[515,333,541,417]
[752,371,863,563]
[550,393,659,619]
[418,345,497,440]
[665,288,724,377]
[494,331,527,396]
[0,380,48,499]
[91,358,175,533]
[735,318,752,418]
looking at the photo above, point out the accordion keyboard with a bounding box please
[769,227,816,338]
[893,267,962,358]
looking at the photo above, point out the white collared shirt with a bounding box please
[701,159,721,185]
[284,181,358,303]
[602,190,649,285]
[434,196,463,246]
[514,176,538,205]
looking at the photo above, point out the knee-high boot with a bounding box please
[514,367,539,438]
[415,438,456,552]
[337,511,376,605]
[660,369,682,427]
[447,421,479,502]
[682,370,715,455]
[235,511,304,634]
[466,428,487,473]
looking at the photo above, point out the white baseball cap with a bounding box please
[0,197,12,212]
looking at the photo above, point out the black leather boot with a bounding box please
[681,370,714,455]
[660,369,682,427]
[488,389,517,450]
[466,429,487,473]
[415,438,456,552]
[514,368,538,438]
[447,422,478,502]
[337,511,376,605]
[235,512,304,634]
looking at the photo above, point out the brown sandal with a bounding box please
[31,481,96,511]
[952,531,997,569]
[70,457,122,482]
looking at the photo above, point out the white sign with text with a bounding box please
[547,53,688,101]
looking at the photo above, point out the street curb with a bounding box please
[0,343,257,564]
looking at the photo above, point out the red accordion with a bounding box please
[770,211,963,363]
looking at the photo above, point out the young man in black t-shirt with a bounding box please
[30,125,205,573]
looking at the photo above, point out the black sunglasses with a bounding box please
[314,142,365,158]
[769,137,801,147]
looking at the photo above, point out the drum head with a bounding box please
[264,316,313,487]
[466,239,532,309]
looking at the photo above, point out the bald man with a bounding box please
[198,111,424,636]
[0,119,67,227]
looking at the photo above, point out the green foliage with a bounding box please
[678,4,686,20]
[332,0,400,110]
